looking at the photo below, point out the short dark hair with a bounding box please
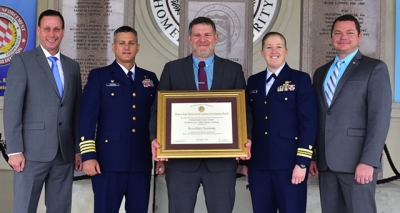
[113,26,138,43]
[38,10,64,29]
[261,32,287,50]
[188,17,216,35]
[331,14,361,37]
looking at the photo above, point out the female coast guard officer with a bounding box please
[241,32,318,213]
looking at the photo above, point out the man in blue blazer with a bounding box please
[242,32,317,213]
[310,15,391,213]
[150,17,251,213]
[79,26,159,213]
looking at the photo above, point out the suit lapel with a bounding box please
[318,62,333,109]
[60,55,70,102]
[331,51,362,106]
[133,66,144,89]
[110,61,132,87]
[210,55,224,90]
[182,55,197,90]
[35,47,62,99]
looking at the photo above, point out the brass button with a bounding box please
[132,93,136,97]
[111,93,114,96]
[295,137,298,140]
[132,117,136,120]
[251,99,253,102]
[265,116,268,119]
[105,139,108,143]
[264,101,267,104]
[132,105,136,109]
[150,94,153,97]
[285,97,288,101]
[264,132,268,135]
[132,129,136,132]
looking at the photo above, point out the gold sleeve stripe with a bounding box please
[81,149,96,154]
[297,148,313,159]
[80,145,95,150]
[297,150,313,155]
[297,148,313,154]
[297,153,312,159]
[79,140,95,146]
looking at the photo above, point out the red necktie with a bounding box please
[198,61,208,90]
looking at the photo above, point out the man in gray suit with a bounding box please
[310,14,392,213]
[4,10,82,213]
[150,17,251,213]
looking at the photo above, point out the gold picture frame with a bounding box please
[157,90,248,158]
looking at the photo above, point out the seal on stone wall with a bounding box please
[0,6,28,66]
[148,0,280,47]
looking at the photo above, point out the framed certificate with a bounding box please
[157,90,248,158]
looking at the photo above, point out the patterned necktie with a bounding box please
[325,60,344,106]
[48,56,63,98]
[198,61,208,90]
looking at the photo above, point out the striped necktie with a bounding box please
[325,60,344,106]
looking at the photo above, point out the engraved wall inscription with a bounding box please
[55,0,134,86]
[301,0,384,76]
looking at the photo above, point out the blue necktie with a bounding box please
[325,60,344,106]
[48,56,63,98]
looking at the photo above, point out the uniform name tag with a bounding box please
[106,83,120,87]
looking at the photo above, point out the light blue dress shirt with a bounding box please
[323,49,359,90]
[192,55,214,90]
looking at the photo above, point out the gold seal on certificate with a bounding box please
[157,90,248,158]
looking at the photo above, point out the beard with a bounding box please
[191,43,215,59]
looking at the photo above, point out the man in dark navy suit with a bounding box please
[150,17,251,213]
[79,26,159,213]
[242,32,317,213]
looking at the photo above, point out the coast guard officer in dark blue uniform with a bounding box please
[79,26,159,213]
[241,32,317,213]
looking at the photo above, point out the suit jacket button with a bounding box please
[60,104,63,107]
[59,122,62,126]
[327,111,331,115]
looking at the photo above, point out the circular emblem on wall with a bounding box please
[195,4,240,52]
[0,6,28,66]
[148,0,280,48]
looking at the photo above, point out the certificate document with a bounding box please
[170,102,233,145]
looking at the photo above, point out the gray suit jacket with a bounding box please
[4,46,82,163]
[149,54,247,172]
[313,51,391,173]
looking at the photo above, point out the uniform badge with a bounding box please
[142,78,154,87]
[250,90,257,94]
[277,81,295,92]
